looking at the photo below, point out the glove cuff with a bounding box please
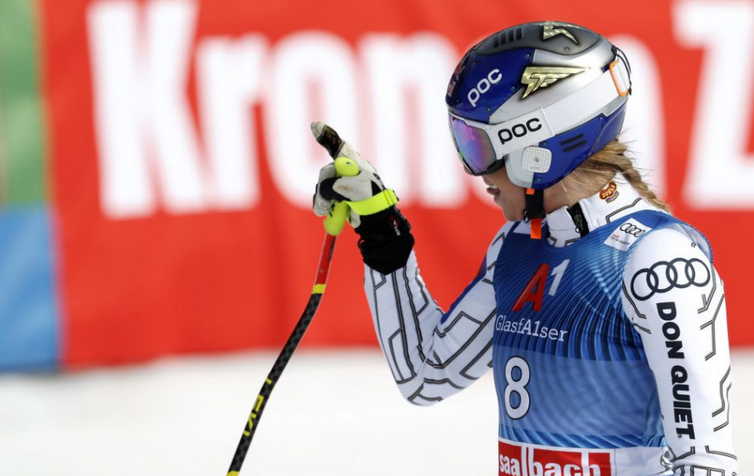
[354,207,414,275]
[347,189,399,216]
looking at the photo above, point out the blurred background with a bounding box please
[0,0,751,473]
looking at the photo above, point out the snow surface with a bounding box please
[1,349,751,475]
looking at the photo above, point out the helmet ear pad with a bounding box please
[504,103,628,189]
[503,149,534,189]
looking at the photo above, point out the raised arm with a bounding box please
[365,226,508,405]
[310,121,506,405]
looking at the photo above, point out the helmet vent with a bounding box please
[560,133,587,152]
[485,27,525,51]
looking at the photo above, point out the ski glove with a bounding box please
[312,123,396,228]
[311,122,414,274]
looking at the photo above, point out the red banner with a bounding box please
[40,0,754,367]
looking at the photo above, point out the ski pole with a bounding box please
[225,124,358,476]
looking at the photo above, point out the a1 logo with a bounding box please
[511,259,570,312]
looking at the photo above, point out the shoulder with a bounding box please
[622,224,716,302]
[606,210,711,268]
[632,226,699,257]
[626,220,712,270]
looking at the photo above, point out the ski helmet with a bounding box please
[446,21,631,190]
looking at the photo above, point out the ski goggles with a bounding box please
[448,56,631,176]
[448,109,551,176]
[448,113,508,175]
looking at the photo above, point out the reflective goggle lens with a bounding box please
[448,115,498,175]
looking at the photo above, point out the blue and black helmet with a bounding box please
[446,21,631,190]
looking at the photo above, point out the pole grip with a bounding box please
[323,157,360,236]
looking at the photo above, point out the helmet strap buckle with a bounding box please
[566,202,590,238]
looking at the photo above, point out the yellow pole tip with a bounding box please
[333,157,360,177]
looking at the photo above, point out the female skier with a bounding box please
[312,21,737,475]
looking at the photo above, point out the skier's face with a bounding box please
[482,167,526,221]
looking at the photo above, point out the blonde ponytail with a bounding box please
[567,140,671,213]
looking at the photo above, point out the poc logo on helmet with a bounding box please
[498,118,542,144]
[467,69,502,107]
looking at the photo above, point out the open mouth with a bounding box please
[485,183,500,196]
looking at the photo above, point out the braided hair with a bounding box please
[566,140,671,213]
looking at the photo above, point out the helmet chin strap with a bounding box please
[524,188,545,240]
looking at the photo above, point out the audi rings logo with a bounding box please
[630,258,711,301]
[619,223,646,237]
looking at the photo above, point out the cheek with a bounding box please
[487,168,510,188]
[501,190,526,221]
